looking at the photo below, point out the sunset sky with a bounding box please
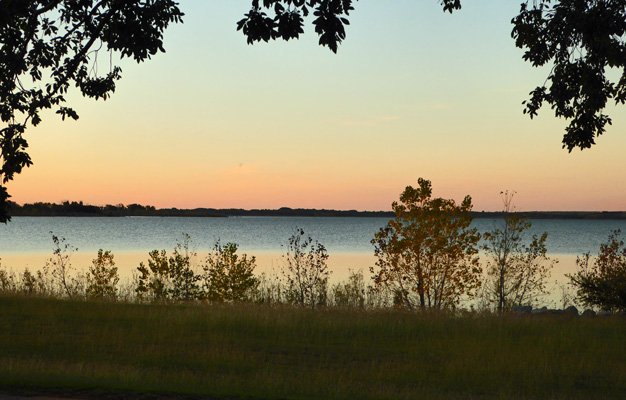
[7,1,626,212]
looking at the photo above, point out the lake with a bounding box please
[1,216,626,287]
[1,216,625,255]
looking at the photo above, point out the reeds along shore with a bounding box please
[1,294,625,400]
[0,230,551,310]
[0,252,549,311]
[0,240,602,311]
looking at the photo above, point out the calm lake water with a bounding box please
[1,216,626,256]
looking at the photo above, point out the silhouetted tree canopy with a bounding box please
[240,0,626,152]
[0,0,183,222]
[512,0,626,151]
[237,1,461,53]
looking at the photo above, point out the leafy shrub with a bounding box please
[202,241,258,303]
[569,230,626,312]
[136,235,200,302]
[86,250,119,300]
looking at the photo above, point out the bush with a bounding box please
[569,230,626,312]
[136,235,201,302]
[282,228,330,309]
[86,250,119,300]
[202,241,258,303]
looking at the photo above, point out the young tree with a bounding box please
[371,178,481,310]
[569,230,626,312]
[202,241,259,303]
[47,233,82,298]
[482,192,554,312]
[0,1,183,223]
[282,227,330,308]
[86,249,119,300]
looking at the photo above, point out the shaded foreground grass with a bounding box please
[1,295,625,400]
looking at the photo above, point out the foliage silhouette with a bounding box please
[569,229,626,312]
[371,178,481,310]
[241,1,625,150]
[0,0,183,223]
[238,1,460,54]
[512,0,626,151]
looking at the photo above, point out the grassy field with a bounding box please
[1,295,625,400]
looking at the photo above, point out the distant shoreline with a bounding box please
[7,201,626,219]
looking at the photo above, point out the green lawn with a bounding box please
[1,295,625,400]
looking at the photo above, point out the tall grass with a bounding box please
[1,294,625,400]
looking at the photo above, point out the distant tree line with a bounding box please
[7,201,395,218]
[8,201,159,217]
[7,201,626,219]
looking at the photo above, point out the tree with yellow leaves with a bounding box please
[371,178,481,310]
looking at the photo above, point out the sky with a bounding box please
[7,0,626,212]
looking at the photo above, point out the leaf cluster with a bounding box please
[136,236,261,304]
[512,0,626,150]
[238,1,462,53]
[238,0,353,53]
